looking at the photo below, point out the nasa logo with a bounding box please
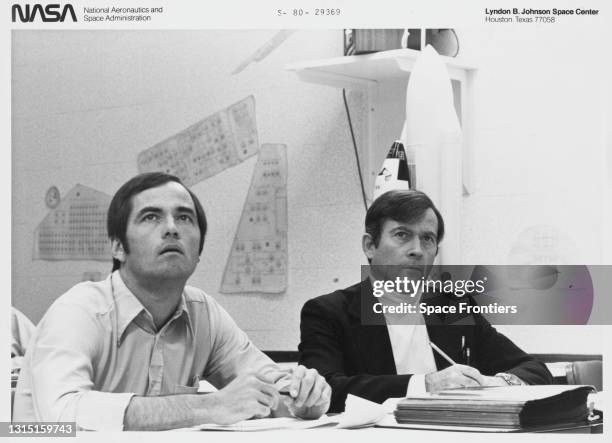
[12,4,77,22]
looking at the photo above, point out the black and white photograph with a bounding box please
[5,0,610,438]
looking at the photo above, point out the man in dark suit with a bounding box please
[299,190,552,412]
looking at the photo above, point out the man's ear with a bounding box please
[111,239,126,265]
[362,233,376,260]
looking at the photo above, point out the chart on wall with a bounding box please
[220,144,288,294]
[137,95,259,186]
[33,184,112,261]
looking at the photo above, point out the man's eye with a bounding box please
[178,214,193,223]
[143,214,159,221]
[422,235,437,245]
[395,231,408,239]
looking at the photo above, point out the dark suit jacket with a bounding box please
[298,280,553,412]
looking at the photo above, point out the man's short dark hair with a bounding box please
[365,189,445,246]
[107,172,207,271]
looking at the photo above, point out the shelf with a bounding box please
[286,48,476,89]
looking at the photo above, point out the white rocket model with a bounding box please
[399,45,463,264]
[373,140,414,200]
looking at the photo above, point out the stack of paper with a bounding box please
[394,385,595,429]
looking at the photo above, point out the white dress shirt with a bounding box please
[379,291,437,395]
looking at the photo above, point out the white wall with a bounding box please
[12,28,606,354]
[456,24,606,353]
[459,24,605,265]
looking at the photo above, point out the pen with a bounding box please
[429,341,455,365]
[461,335,471,366]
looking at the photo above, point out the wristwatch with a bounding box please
[495,372,523,386]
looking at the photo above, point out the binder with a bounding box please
[394,385,596,429]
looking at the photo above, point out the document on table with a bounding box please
[188,416,335,431]
[188,394,386,431]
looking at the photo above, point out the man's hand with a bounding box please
[273,365,331,419]
[425,364,485,392]
[481,373,524,386]
[481,375,510,387]
[205,373,281,425]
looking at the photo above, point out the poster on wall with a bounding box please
[137,95,259,186]
[220,143,288,294]
[33,184,111,261]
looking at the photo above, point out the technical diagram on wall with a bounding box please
[221,144,288,294]
[137,95,259,186]
[34,184,112,261]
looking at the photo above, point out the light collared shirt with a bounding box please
[378,289,437,395]
[13,271,277,430]
[11,307,36,372]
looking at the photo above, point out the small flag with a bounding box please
[373,140,414,200]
